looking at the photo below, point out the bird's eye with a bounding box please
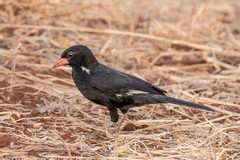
[68,52,73,58]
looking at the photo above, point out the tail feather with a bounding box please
[162,96,214,111]
[132,94,214,111]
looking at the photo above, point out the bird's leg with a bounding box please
[107,106,119,123]
[114,112,127,156]
[115,112,126,134]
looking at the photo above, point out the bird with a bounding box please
[53,45,214,122]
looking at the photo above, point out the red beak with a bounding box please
[52,57,69,68]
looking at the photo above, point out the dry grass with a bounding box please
[0,0,240,159]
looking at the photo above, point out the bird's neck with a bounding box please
[72,57,99,77]
[72,66,91,84]
[72,52,100,76]
[82,56,99,69]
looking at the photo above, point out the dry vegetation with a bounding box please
[0,0,240,159]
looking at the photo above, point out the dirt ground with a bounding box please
[0,0,240,159]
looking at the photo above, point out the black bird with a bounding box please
[53,45,214,122]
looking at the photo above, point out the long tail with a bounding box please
[132,94,214,111]
[160,96,214,111]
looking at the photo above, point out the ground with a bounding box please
[0,0,239,159]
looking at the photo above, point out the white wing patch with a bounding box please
[127,89,149,95]
[116,90,148,98]
[81,66,90,74]
[116,93,122,97]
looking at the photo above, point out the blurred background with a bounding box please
[0,0,239,159]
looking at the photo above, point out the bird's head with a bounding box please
[53,45,98,68]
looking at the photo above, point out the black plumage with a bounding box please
[53,45,214,122]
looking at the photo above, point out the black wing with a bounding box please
[90,64,166,96]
